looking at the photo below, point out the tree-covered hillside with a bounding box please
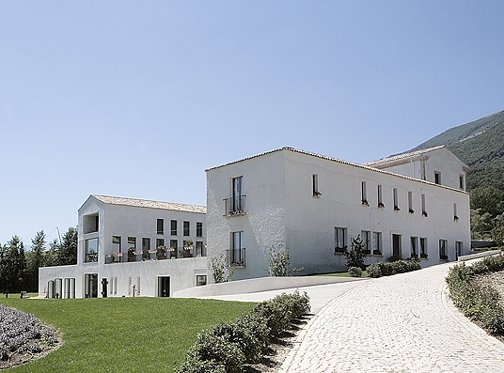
[412,110,504,190]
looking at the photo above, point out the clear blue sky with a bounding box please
[1,1,503,246]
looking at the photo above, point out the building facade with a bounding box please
[39,195,208,298]
[206,147,471,280]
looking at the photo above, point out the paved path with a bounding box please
[278,262,504,373]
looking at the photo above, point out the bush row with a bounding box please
[177,290,310,373]
[366,259,421,278]
[446,254,504,335]
[0,305,59,362]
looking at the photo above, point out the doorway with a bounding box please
[84,274,98,298]
[392,234,402,258]
[158,276,170,297]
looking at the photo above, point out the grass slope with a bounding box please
[0,297,253,373]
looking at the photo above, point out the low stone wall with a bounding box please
[458,249,502,262]
[173,275,366,298]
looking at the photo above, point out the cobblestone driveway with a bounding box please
[279,262,504,373]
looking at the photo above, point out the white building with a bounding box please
[206,147,471,280]
[39,195,208,298]
[366,145,469,191]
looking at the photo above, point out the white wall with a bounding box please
[206,148,471,281]
[283,150,470,274]
[206,151,287,281]
[39,257,208,298]
[40,196,208,298]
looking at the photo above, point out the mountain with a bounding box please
[410,110,504,190]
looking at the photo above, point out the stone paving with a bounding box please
[278,262,504,373]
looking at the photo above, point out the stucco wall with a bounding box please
[206,148,471,282]
[283,150,471,274]
[206,151,287,281]
[39,257,208,297]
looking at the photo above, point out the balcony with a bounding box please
[227,248,246,267]
[224,195,246,216]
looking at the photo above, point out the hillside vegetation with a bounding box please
[411,110,504,190]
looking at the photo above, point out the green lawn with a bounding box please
[0,297,254,373]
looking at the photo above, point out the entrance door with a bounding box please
[392,234,402,258]
[158,276,170,297]
[85,274,98,298]
[101,278,108,298]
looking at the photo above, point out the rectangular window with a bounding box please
[183,240,193,257]
[142,238,150,251]
[196,275,207,287]
[128,237,136,252]
[372,232,382,255]
[196,222,203,237]
[408,191,414,213]
[227,176,246,214]
[170,220,177,235]
[361,230,371,254]
[439,239,447,260]
[459,175,465,190]
[393,188,399,211]
[156,238,165,249]
[142,238,150,259]
[231,231,245,266]
[312,174,320,196]
[421,159,426,180]
[157,219,164,235]
[84,238,98,262]
[170,240,178,258]
[183,221,190,236]
[361,181,368,205]
[377,185,384,207]
[421,194,427,217]
[410,237,418,258]
[420,238,428,258]
[453,203,459,221]
[455,241,463,259]
[112,236,121,254]
[196,241,205,256]
[335,227,347,253]
[434,171,441,185]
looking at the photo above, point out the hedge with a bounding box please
[446,254,504,335]
[367,259,421,278]
[177,290,310,373]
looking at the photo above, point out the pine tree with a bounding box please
[56,227,77,265]
[26,230,46,291]
[1,236,27,293]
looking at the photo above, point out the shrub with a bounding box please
[345,236,366,270]
[178,331,245,373]
[178,290,311,372]
[367,263,383,278]
[348,266,363,277]
[268,244,290,277]
[0,305,58,363]
[366,259,420,278]
[446,257,504,336]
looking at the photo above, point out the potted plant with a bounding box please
[157,245,167,260]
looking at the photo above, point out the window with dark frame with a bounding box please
[420,238,428,258]
[434,171,441,185]
[312,174,321,196]
[196,222,203,237]
[393,188,399,211]
[373,232,382,255]
[377,185,384,208]
[408,191,414,213]
[334,227,347,253]
[361,182,368,205]
[170,220,177,235]
[157,219,164,234]
[183,221,190,236]
[112,236,121,254]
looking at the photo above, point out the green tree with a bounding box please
[56,227,77,265]
[470,186,504,218]
[26,230,46,291]
[345,235,366,270]
[470,209,494,239]
[0,236,27,293]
